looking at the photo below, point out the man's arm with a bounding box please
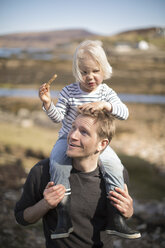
[14,159,65,226]
[108,184,133,218]
[23,182,66,224]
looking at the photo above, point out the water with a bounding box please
[0,48,54,60]
[0,88,165,104]
[0,88,60,99]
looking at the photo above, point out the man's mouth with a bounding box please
[69,143,80,148]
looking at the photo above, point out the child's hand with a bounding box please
[39,83,51,110]
[78,101,112,113]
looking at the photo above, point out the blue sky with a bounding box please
[0,0,165,35]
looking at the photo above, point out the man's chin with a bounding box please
[66,150,74,158]
[67,150,80,158]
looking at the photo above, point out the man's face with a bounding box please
[67,115,103,159]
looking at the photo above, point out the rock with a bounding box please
[21,119,33,127]
[17,108,30,118]
[134,200,165,227]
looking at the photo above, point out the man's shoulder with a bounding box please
[28,158,50,183]
[31,158,49,171]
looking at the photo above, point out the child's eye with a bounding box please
[93,69,100,73]
[81,71,87,75]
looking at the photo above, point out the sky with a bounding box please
[0,0,165,36]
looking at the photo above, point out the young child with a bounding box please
[39,40,141,240]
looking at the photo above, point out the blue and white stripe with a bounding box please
[44,82,129,137]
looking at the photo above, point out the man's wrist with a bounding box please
[42,198,53,210]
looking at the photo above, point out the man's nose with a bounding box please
[69,129,79,140]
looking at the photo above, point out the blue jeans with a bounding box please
[50,134,124,194]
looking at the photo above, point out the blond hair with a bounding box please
[78,108,115,143]
[73,40,112,82]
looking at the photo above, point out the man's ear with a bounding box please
[97,139,109,152]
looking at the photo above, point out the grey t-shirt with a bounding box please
[15,159,128,248]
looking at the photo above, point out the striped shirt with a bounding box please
[44,82,129,137]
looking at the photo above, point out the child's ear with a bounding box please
[97,139,109,152]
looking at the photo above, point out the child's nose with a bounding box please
[87,73,93,79]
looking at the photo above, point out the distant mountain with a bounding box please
[0,27,164,50]
[104,26,165,50]
[0,29,97,49]
[118,27,160,35]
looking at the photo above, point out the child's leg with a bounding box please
[99,146,141,239]
[50,134,72,194]
[50,134,73,239]
[99,145,124,194]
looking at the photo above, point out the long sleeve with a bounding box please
[104,85,129,120]
[43,86,70,123]
[42,83,129,137]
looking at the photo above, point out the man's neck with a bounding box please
[72,156,98,173]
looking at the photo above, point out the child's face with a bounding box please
[79,56,104,92]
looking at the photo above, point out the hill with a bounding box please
[0,29,97,49]
[102,26,165,50]
[0,26,164,50]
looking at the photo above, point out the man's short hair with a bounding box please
[78,108,115,143]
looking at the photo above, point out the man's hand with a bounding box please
[78,101,112,113]
[23,182,66,224]
[43,182,66,209]
[108,184,133,218]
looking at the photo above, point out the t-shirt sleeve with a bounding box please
[14,163,43,226]
[123,167,129,186]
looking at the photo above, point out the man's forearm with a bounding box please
[23,198,51,224]
[23,183,66,224]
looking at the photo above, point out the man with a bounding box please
[15,110,135,248]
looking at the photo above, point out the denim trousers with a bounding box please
[50,134,124,194]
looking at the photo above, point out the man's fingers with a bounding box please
[124,183,128,193]
[45,182,54,189]
[114,187,128,198]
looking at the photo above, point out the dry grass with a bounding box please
[0,122,58,155]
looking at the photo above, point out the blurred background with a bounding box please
[0,0,165,247]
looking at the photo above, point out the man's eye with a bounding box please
[81,130,88,135]
[71,125,76,131]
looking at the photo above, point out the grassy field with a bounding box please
[0,122,58,154]
[0,48,165,94]
[0,31,164,248]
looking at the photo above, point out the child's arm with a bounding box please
[79,86,129,120]
[39,74,57,111]
[39,83,70,123]
[39,83,52,111]
[78,101,112,113]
